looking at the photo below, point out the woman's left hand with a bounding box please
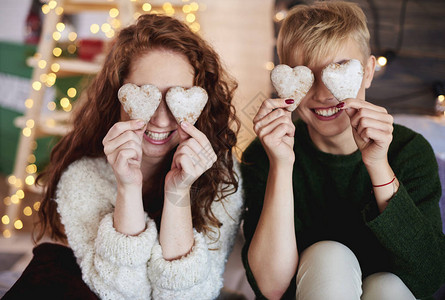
[164,121,217,202]
[342,98,394,167]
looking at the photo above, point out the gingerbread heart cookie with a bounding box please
[117,83,162,123]
[271,65,314,111]
[321,59,364,101]
[166,86,208,125]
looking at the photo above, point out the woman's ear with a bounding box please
[363,55,376,89]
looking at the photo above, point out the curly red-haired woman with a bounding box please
[5,14,242,300]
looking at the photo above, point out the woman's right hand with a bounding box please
[103,119,146,187]
[253,98,296,166]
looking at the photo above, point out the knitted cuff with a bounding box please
[148,229,210,290]
[95,212,157,267]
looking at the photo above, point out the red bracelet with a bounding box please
[372,177,396,187]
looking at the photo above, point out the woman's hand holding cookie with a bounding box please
[164,121,216,204]
[103,119,146,187]
[253,98,296,167]
[342,99,393,167]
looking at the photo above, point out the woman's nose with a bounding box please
[310,76,335,101]
[150,100,175,128]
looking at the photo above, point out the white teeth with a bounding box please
[145,131,170,140]
[314,107,339,117]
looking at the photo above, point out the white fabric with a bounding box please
[55,156,244,300]
[295,241,416,300]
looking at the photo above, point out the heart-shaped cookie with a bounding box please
[166,86,208,125]
[271,65,314,111]
[321,59,364,101]
[117,83,162,123]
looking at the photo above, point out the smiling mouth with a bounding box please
[144,130,173,141]
[313,106,340,117]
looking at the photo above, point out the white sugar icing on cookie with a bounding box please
[271,64,314,111]
[165,86,208,125]
[321,59,364,101]
[117,83,162,123]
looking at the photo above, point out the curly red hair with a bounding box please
[35,14,240,243]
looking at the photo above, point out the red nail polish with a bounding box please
[285,99,294,104]
[336,102,345,109]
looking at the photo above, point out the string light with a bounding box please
[1,215,10,225]
[142,3,152,12]
[25,175,35,186]
[101,23,111,33]
[55,7,64,15]
[11,195,19,204]
[26,164,37,174]
[32,81,42,91]
[47,101,56,111]
[48,0,57,10]
[23,127,32,137]
[42,4,50,14]
[190,22,200,32]
[14,220,23,230]
[67,87,77,98]
[25,98,34,108]
[3,197,11,206]
[68,32,77,42]
[56,22,65,32]
[16,190,25,199]
[53,47,62,57]
[7,175,17,185]
[90,24,100,34]
[190,2,199,11]
[25,119,35,129]
[23,207,33,217]
[38,60,47,69]
[33,201,41,211]
[60,97,70,108]
[186,13,196,23]
[109,8,119,18]
[28,154,36,164]
[51,63,60,73]
[105,29,115,39]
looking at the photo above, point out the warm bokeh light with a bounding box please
[26,164,37,174]
[32,81,42,91]
[11,195,19,204]
[101,23,111,33]
[48,0,57,10]
[25,175,35,186]
[60,97,70,108]
[28,154,36,164]
[109,8,119,18]
[1,215,10,225]
[56,22,65,32]
[38,60,47,69]
[16,190,25,199]
[377,56,387,67]
[142,3,152,12]
[26,119,35,129]
[67,87,77,98]
[14,220,23,230]
[55,7,64,15]
[24,206,33,217]
[51,63,60,73]
[67,44,76,54]
[90,24,100,34]
[33,201,41,211]
[47,101,56,111]
[438,95,445,102]
[265,61,275,71]
[25,98,34,108]
[42,4,50,14]
[53,47,62,57]
[3,230,11,238]
[186,13,196,23]
[23,128,32,137]
[68,32,77,42]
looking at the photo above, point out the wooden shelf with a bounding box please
[14,111,72,137]
[27,57,102,76]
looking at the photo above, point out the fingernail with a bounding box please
[181,121,188,128]
[336,102,345,109]
[285,99,294,104]
[136,120,145,127]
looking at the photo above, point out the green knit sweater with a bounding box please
[241,119,445,299]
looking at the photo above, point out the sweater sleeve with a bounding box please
[364,132,445,298]
[240,139,270,299]
[56,158,157,300]
[147,159,244,299]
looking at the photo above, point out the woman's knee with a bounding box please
[362,272,416,300]
[296,241,362,300]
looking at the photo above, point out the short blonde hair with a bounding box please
[277,1,371,66]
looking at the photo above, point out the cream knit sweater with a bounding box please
[55,156,244,300]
